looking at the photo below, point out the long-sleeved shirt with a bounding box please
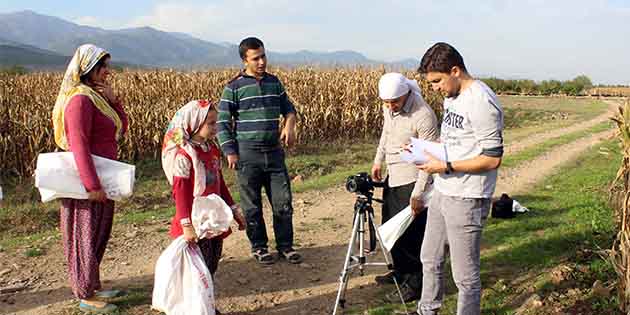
[435,80,504,198]
[217,72,296,155]
[170,143,235,239]
[64,94,129,192]
[374,92,439,198]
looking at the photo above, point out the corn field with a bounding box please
[589,87,630,97]
[0,68,442,178]
[610,99,630,312]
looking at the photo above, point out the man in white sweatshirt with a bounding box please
[413,42,504,315]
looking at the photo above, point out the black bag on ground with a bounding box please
[492,193,514,218]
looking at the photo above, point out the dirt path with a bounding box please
[0,100,621,315]
[504,100,617,156]
[496,129,615,197]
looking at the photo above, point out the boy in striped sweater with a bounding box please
[217,37,302,265]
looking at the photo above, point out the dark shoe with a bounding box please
[252,248,275,265]
[279,248,303,264]
[375,271,404,285]
[386,282,421,303]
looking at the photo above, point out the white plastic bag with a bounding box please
[378,206,414,252]
[152,236,215,315]
[34,152,135,202]
[192,194,233,239]
[513,200,529,213]
[377,185,433,252]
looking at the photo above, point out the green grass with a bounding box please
[0,230,59,252]
[499,96,608,118]
[501,120,613,168]
[500,96,609,143]
[362,139,620,314]
[24,247,44,257]
[55,286,151,315]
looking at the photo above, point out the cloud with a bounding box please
[73,16,100,26]
[122,0,442,52]
[80,0,630,84]
[73,15,123,30]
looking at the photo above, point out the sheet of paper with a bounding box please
[400,137,447,164]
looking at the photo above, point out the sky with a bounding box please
[1,0,629,85]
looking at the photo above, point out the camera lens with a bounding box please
[346,178,357,193]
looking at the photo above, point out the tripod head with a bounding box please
[345,172,384,206]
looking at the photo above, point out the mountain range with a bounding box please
[0,10,418,70]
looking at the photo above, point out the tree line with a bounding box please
[481,75,595,96]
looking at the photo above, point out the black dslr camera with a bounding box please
[345,172,383,195]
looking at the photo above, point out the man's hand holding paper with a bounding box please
[400,137,447,164]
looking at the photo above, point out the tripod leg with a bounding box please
[368,211,410,315]
[332,210,362,315]
[357,211,366,276]
[368,216,377,253]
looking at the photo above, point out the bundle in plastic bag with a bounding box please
[34,152,135,202]
[152,236,215,315]
[192,194,233,239]
[377,185,433,252]
[378,206,414,252]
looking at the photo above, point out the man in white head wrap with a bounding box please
[372,72,439,303]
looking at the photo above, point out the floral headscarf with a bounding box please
[162,99,214,196]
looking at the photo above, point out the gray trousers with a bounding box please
[418,189,490,315]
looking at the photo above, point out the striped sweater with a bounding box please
[217,72,296,155]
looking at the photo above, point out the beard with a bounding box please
[446,90,460,98]
[445,81,462,99]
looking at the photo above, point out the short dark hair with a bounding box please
[418,42,467,74]
[239,37,264,60]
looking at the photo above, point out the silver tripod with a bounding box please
[332,190,409,315]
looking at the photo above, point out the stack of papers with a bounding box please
[400,137,447,164]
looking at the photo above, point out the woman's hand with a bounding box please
[183,225,198,243]
[88,189,107,202]
[94,82,119,104]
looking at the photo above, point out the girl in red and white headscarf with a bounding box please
[161,100,245,301]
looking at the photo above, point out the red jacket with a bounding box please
[170,143,235,238]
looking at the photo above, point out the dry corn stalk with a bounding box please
[609,98,630,312]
